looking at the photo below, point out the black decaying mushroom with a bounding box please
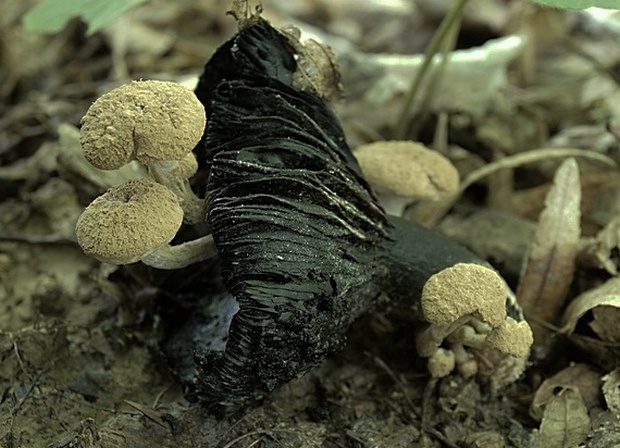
[193,15,389,404]
[191,12,531,407]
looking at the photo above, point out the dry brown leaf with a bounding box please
[459,431,506,448]
[436,209,536,282]
[530,363,601,421]
[591,306,620,343]
[562,277,620,370]
[563,277,620,335]
[578,217,620,275]
[517,158,581,343]
[602,368,620,417]
[507,171,620,223]
[531,387,591,448]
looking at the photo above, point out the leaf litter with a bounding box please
[517,158,581,343]
[1,0,620,447]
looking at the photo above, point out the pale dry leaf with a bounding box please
[591,306,620,343]
[602,368,620,416]
[0,141,57,181]
[530,363,601,421]
[337,35,525,143]
[291,36,342,104]
[578,217,620,275]
[509,170,620,223]
[562,277,620,335]
[517,158,581,343]
[562,277,620,370]
[531,387,591,448]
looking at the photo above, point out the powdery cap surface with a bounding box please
[80,80,206,170]
[171,152,199,179]
[75,178,183,264]
[486,318,533,358]
[422,263,507,327]
[353,141,460,198]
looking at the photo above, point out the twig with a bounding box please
[459,147,617,193]
[409,9,463,139]
[10,368,47,417]
[372,355,419,418]
[393,0,470,140]
[220,429,287,448]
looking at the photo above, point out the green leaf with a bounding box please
[23,0,148,35]
[530,0,620,9]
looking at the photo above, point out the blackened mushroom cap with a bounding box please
[189,14,530,408]
[80,80,206,170]
[193,17,389,405]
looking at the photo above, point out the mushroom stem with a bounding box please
[416,314,472,357]
[375,192,411,217]
[141,234,217,269]
[446,324,489,348]
[148,161,206,224]
[452,343,478,377]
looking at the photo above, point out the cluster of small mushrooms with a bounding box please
[418,263,532,379]
[74,12,533,405]
[76,80,216,269]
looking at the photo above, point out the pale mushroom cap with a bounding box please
[421,263,507,327]
[75,178,183,264]
[171,152,199,179]
[427,347,456,378]
[486,318,533,358]
[80,80,206,170]
[353,141,460,198]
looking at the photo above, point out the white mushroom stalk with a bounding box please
[80,80,207,224]
[415,263,533,377]
[75,179,217,269]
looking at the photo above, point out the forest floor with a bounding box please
[1,1,620,447]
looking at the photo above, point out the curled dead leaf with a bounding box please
[602,368,620,417]
[562,277,620,370]
[578,217,620,275]
[531,387,591,448]
[517,158,581,343]
[530,363,601,421]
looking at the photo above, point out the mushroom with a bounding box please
[75,178,216,269]
[89,12,531,408]
[415,263,507,358]
[428,347,456,378]
[80,80,207,223]
[185,15,533,409]
[353,141,460,216]
[486,317,534,358]
[413,263,533,379]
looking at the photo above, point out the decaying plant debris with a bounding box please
[1,0,620,447]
